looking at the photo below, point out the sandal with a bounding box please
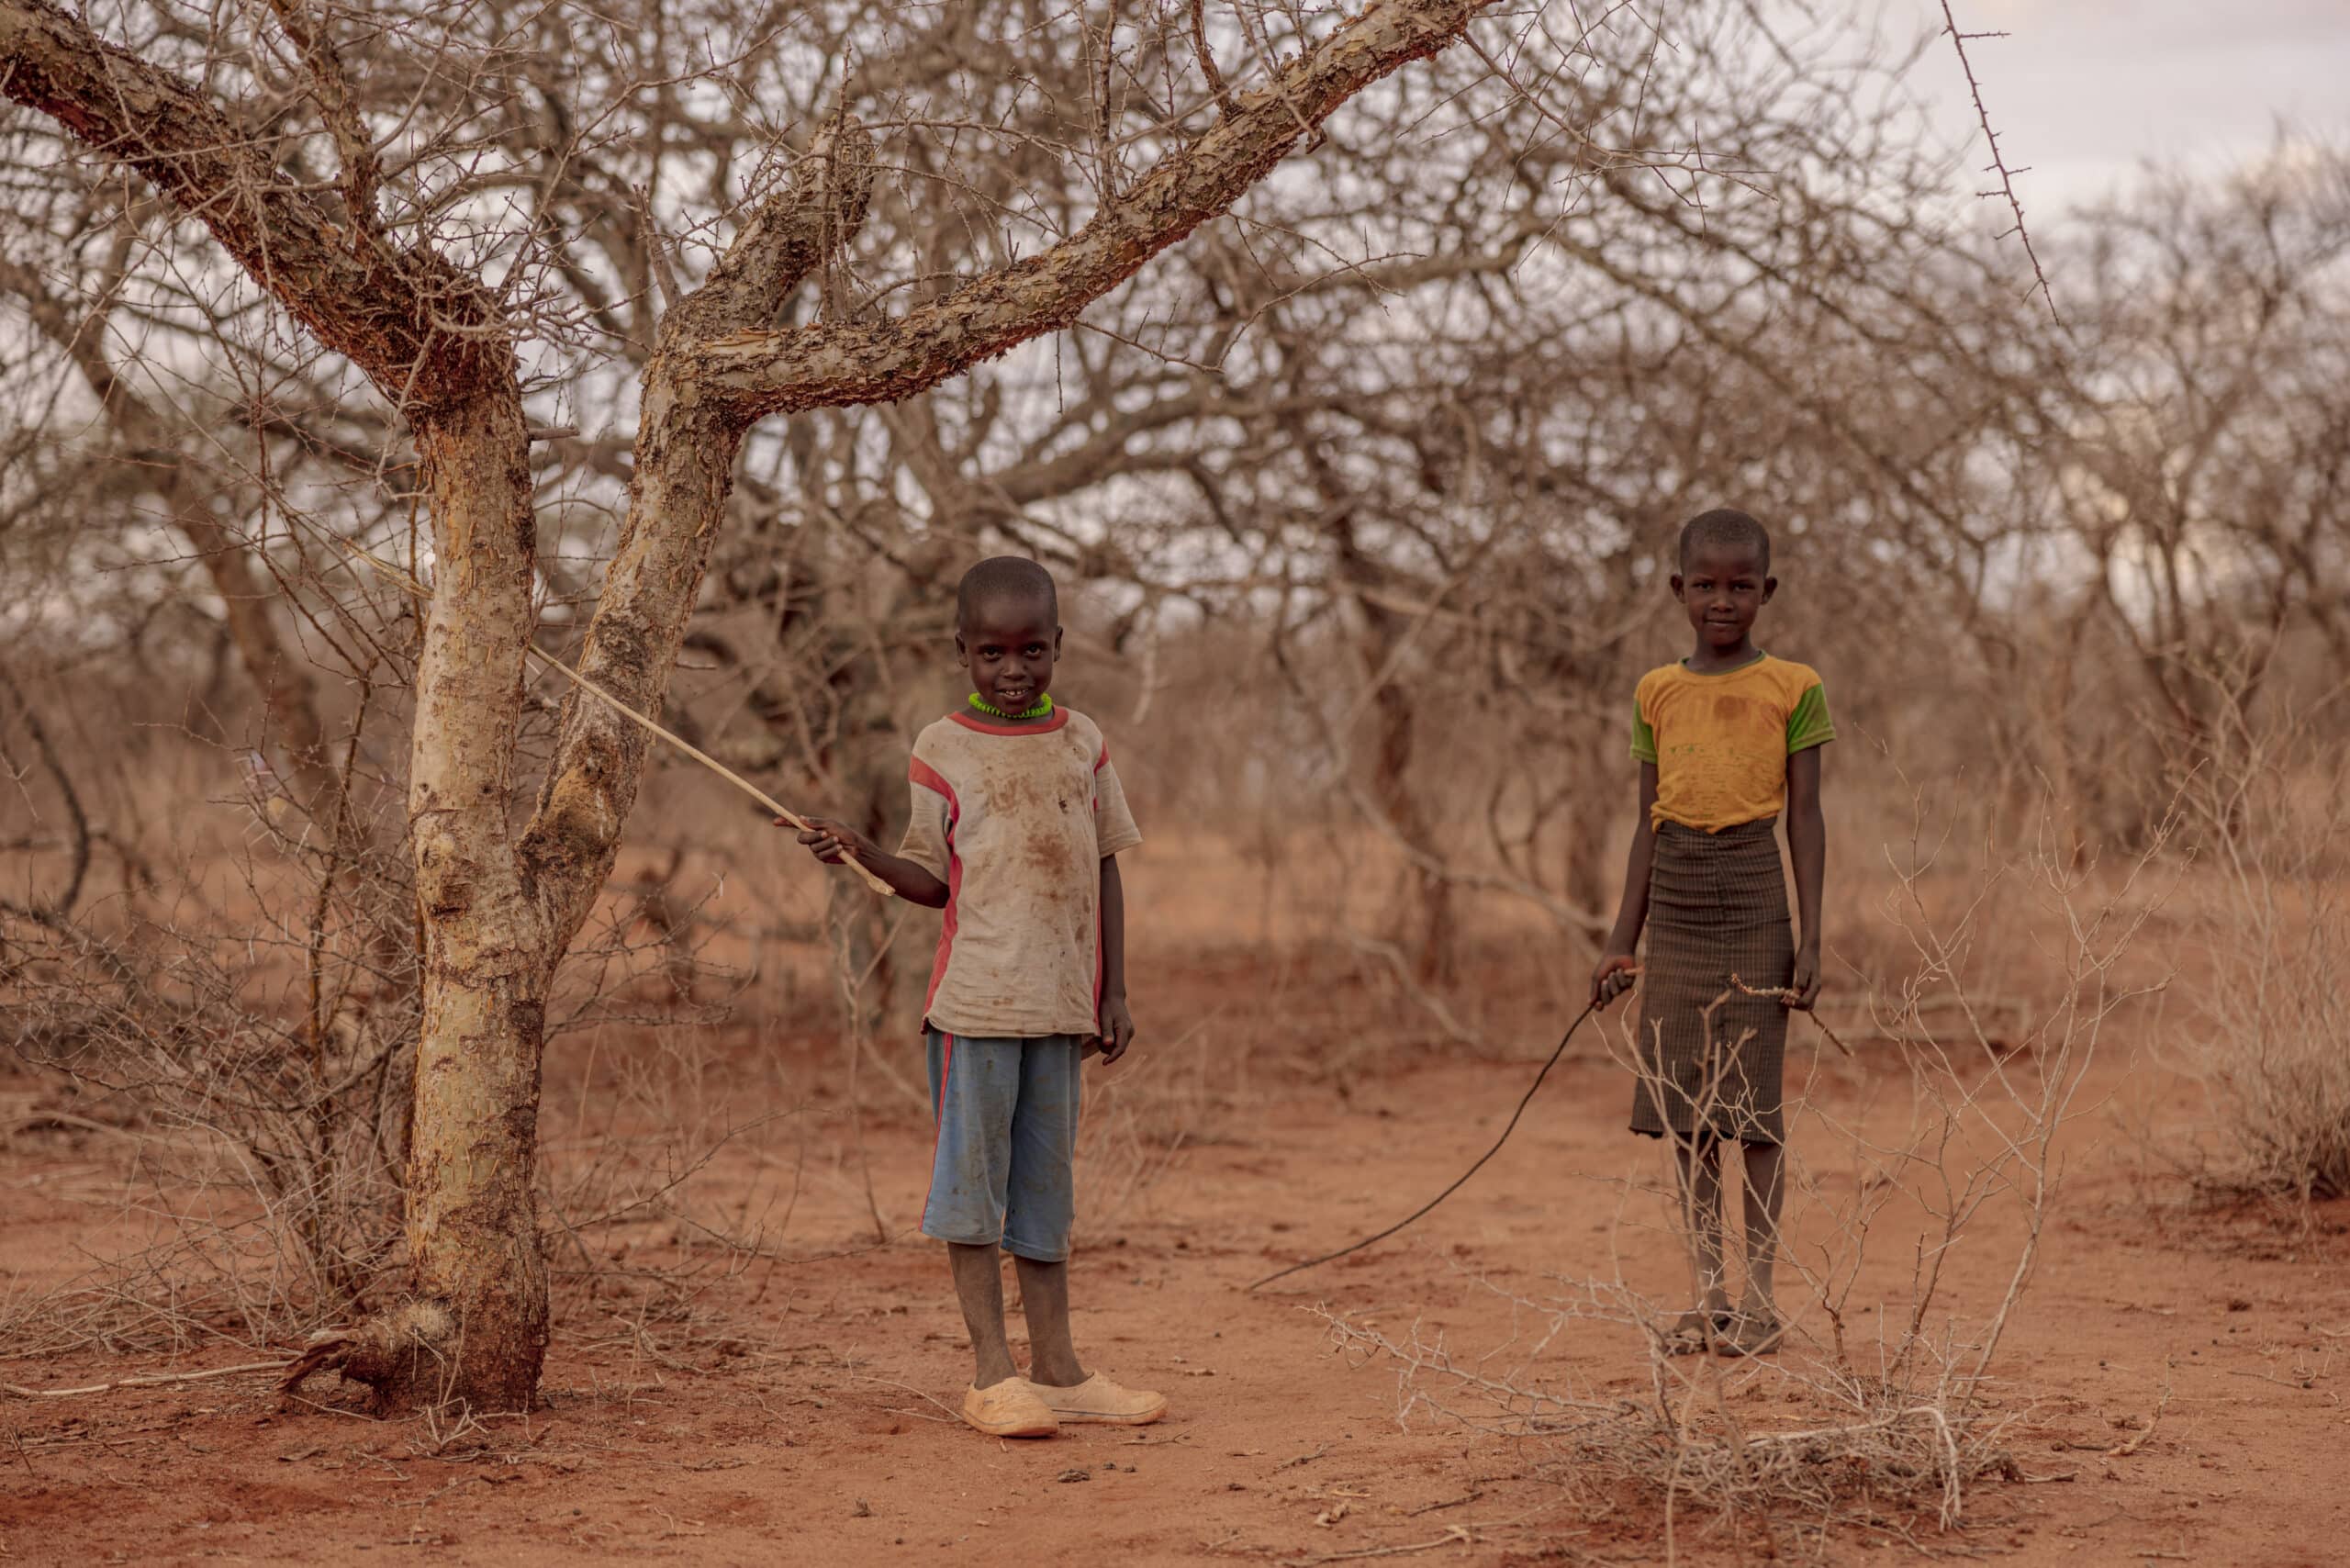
[961,1378,1060,1438]
[1024,1372,1168,1426]
[1658,1309,1731,1356]
[1719,1312,1785,1357]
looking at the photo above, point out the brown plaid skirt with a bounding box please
[1627,817,1794,1145]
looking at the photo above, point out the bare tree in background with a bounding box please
[2055,163,2350,752]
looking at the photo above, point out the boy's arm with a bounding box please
[1591,763,1660,1010]
[1096,855,1135,1063]
[788,817,950,908]
[1785,745,1826,1010]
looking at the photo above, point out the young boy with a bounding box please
[789,556,1167,1438]
[1589,509,1831,1359]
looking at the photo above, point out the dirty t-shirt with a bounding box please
[896,706,1142,1039]
[1628,654,1833,833]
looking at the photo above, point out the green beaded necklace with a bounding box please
[968,692,1054,722]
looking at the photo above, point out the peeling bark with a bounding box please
[399,387,548,1410]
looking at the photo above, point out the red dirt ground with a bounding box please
[3,961,2347,1567]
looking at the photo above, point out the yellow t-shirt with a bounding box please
[1629,655,1833,833]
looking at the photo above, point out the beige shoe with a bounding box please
[962,1378,1060,1438]
[1025,1372,1168,1426]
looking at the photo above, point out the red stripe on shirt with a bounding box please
[925,847,963,1018]
[912,756,964,1021]
[909,756,958,812]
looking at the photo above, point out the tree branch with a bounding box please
[666,113,877,340]
[689,0,1500,420]
[0,0,508,409]
[265,0,386,242]
[518,120,882,941]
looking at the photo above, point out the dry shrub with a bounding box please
[1079,1014,1250,1230]
[1318,790,2175,1552]
[2,710,420,1350]
[0,687,769,1363]
[2181,710,2350,1202]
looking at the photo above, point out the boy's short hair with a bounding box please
[1677,509,1772,573]
[956,555,1059,629]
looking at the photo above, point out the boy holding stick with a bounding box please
[1591,509,1832,1358]
[789,557,1167,1437]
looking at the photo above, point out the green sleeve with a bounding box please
[1786,683,1834,754]
[1630,705,1657,764]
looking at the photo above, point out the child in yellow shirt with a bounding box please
[1591,509,1832,1358]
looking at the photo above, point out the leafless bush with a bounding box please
[1079,1015,1247,1230]
[2179,702,2350,1203]
[0,673,763,1361]
[1,678,419,1348]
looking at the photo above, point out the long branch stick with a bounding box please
[1731,976,1852,1056]
[314,529,893,898]
[1248,1001,1599,1291]
[4,1361,293,1398]
[521,644,894,898]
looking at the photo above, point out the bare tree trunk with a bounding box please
[1320,463,1457,985]
[395,390,550,1410]
[179,510,335,791]
[1367,671,1457,985]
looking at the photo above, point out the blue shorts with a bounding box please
[922,1030,1083,1261]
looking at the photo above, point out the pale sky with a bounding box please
[1890,0,2345,212]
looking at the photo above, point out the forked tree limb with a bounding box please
[520,117,889,937]
[689,0,1504,420]
[0,0,510,409]
[517,0,1510,935]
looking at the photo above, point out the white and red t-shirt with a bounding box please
[896,706,1142,1039]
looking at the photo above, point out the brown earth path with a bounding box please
[3,1025,2346,1567]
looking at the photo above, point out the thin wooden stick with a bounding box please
[4,1361,293,1398]
[2105,1368,2172,1459]
[314,531,892,898]
[1248,1000,1600,1291]
[521,645,894,898]
[1730,976,1852,1057]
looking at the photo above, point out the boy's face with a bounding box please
[956,592,1061,716]
[1671,540,1775,654]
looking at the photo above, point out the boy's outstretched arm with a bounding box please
[783,816,950,908]
[1096,855,1135,1063]
[1591,763,1660,1010]
[1785,746,1826,1010]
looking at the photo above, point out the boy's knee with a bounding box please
[1002,1237,1070,1264]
